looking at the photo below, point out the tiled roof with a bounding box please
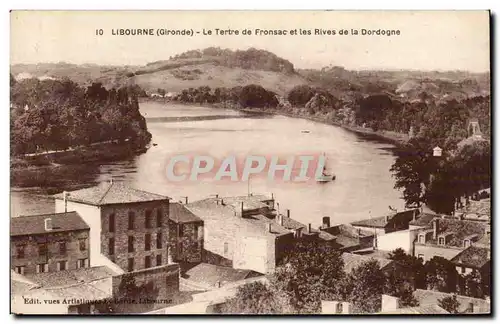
[184,263,263,288]
[379,304,449,314]
[170,203,202,224]
[455,198,490,222]
[419,219,488,247]
[450,245,490,269]
[409,213,437,227]
[23,277,113,305]
[52,182,169,206]
[280,216,306,230]
[342,253,393,274]
[414,289,491,314]
[186,198,291,237]
[221,195,272,211]
[351,215,388,228]
[11,211,89,236]
[26,266,117,288]
[351,209,419,229]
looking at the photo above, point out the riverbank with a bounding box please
[11,141,148,172]
[146,98,409,147]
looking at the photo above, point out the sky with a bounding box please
[10,11,490,72]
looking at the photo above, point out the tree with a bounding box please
[438,295,460,314]
[425,256,459,293]
[220,281,282,314]
[462,270,484,298]
[238,84,278,109]
[270,240,346,313]
[345,260,386,313]
[388,248,426,289]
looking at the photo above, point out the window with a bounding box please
[224,242,228,255]
[464,239,471,248]
[128,236,135,253]
[418,235,424,244]
[16,245,25,259]
[157,232,162,249]
[145,233,151,251]
[156,209,163,227]
[128,258,134,272]
[15,266,25,275]
[109,213,115,232]
[79,238,87,251]
[128,211,135,230]
[156,254,162,266]
[38,243,48,257]
[438,237,445,245]
[109,237,115,255]
[461,266,466,274]
[336,303,343,314]
[77,258,88,269]
[37,263,48,273]
[179,224,184,237]
[145,210,152,228]
[145,255,151,268]
[57,261,67,271]
[59,241,67,254]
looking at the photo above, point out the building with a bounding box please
[341,253,395,274]
[413,217,489,262]
[53,181,171,273]
[169,202,204,264]
[351,209,420,235]
[319,217,375,252]
[11,212,90,275]
[181,263,263,290]
[413,289,490,314]
[11,263,182,314]
[185,194,295,274]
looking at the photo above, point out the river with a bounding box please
[10,101,406,227]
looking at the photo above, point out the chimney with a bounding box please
[286,209,290,218]
[215,194,219,199]
[167,247,173,264]
[185,196,188,204]
[412,209,417,221]
[267,223,272,233]
[276,214,284,226]
[44,218,53,231]
[433,219,440,240]
[308,223,312,234]
[381,295,400,312]
[241,202,244,216]
[220,198,224,206]
[322,216,331,229]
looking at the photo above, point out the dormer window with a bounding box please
[438,237,445,245]
[418,234,425,244]
[464,239,471,248]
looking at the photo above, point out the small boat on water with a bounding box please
[317,153,335,183]
[301,130,311,134]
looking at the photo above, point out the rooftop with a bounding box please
[26,266,117,288]
[52,181,169,206]
[170,203,203,224]
[351,209,419,229]
[414,289,490,314]
[409,213,438,227]
[11,211,89,236]
[379,304,449,314]
[342,253,393,274]
[455,197,491,222]
[183,263,263,288]
[450,245,490,269]
[220,194,273,211]
[186,198,291,237]
[418,219,488,247]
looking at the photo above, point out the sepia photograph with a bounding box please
[9,10,491,315]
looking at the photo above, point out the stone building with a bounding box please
[53,181,170,273]
[168,202,204,264]
[413,217,489,262]
[185,194,295,274]
[10,211,90,275]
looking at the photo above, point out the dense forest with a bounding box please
[10,76,151,156]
